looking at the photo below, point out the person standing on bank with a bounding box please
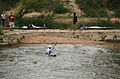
[73,12,78,31]
[0,12,6,27]
[8,12,15,31]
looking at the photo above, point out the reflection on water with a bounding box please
[0,44,120,79]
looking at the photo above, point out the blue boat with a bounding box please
[13,24,50,29]
[45,52,56,57]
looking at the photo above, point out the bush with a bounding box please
[54,3,69,14]
[77,18,120,28]
[0,29,4,35]
[75,0,107,17]
[51,22,72,29]
[0,9,2,14]
[114,9,120,18]
[15,15,71,29]
[111,21,120,28]
[84,8,107,17]
[15,17,53,26]
[0,0,20,12]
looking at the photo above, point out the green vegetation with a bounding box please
[0,0,20,13]
[1,0,120,18]
[75,0,107,17]
[107,0,120,18]
[106,0,120,11]
[0,29,4,35]
[0,0,120,29]
[17,0,55,18]
[15,15,71,29]
[75,0,120,28]
[0,0,71,30]
[77,19,120,28]
[75,0,120,18]
[15,16,53,26]
[54,3,69,14]
[16,0,69,18]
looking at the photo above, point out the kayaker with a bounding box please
[46,45,53,55]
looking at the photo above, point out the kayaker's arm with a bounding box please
[52,43,57,50]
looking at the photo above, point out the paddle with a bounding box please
[51,44,57,57]
[52,43,57,50]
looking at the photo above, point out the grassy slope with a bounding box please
[0,0,20,13]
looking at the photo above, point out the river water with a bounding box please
[0,43,120,79]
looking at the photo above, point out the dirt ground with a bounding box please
[2,29,120,46]
[21,35,109,45]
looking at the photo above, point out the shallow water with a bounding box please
[0,44,120,79]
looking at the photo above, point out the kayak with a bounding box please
[45,52,56,57]
[13,26,50,29]
[0,26,11,29]
[50,53,56,57]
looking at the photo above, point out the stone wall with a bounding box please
[0,30,120,46]
[43,30,120,42]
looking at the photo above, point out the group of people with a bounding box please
[1,11,78,31]
[0,11,78,56]
[0,12,15,30]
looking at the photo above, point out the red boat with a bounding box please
[0,26,11,29]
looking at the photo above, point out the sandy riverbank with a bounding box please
[21,36,107,45]
[19,29,120,45]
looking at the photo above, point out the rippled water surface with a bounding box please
[0,44,120,79]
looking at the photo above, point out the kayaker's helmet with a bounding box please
[48,45,52,49]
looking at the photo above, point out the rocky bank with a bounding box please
[0,29,120,46]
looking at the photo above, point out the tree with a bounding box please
[106,0,120,10]
[106,0,120,18]
[17,0,56,18]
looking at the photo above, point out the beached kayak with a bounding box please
[0,26,11,29]
[13,24,50,29]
